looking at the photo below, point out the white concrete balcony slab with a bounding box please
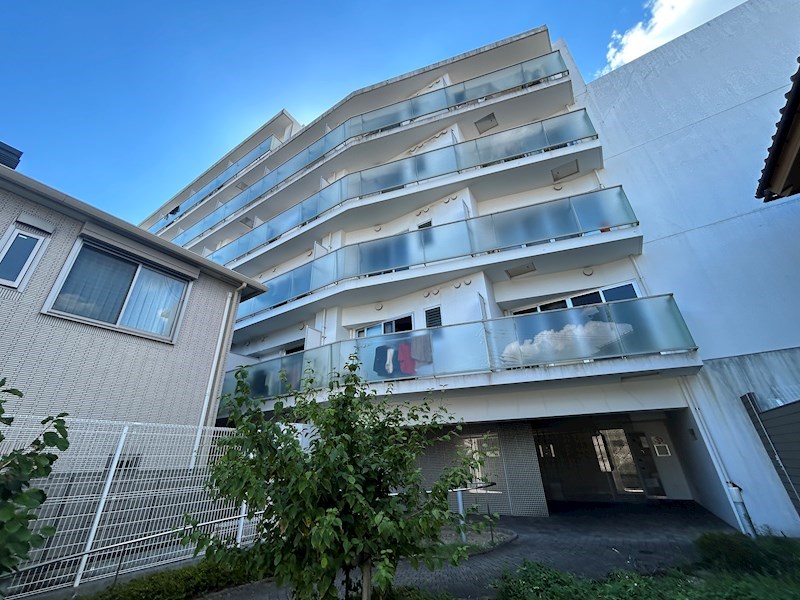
[158,51,573,245]
[233,186,640,336]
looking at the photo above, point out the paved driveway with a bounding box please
[201,501,733,599]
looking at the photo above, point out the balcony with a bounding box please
[167,51,572,248]
[211,108,596,271]
[236,186,634,322]
[223,295,698,404]
[148,135,279,233]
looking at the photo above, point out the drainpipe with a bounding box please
[189,282,245,469]
[678,377,756,536]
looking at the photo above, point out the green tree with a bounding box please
[0,377,69,582]
[190,356,486,599]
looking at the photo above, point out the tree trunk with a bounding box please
[361,561,372,600]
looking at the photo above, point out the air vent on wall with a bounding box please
[425,306,442,328]
[239,216,255,229]
[474,113,499,134]
[236,181,249,190]
[505,263,537,278]
[551,159,580,182]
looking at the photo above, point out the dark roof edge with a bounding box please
[0,166,266,300]
[756,56,800,200]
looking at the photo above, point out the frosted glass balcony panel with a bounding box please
[358,231,425,274]
[310,252,339,290]
[211,113,592,260]
[317,180,346,213]
[570,188,637,233]
[165,53,571,245]
[337,245,360,280]
[359,160,418,196]
[504,304,624,367]
[414,147,459,181]
[149,136,277,233]
[360,102,416,134]
[484,319,519,367]
[607,296,696,356]
[493,199,578,247]
[421,220,472,262]
[523,51,567,82]
[543,110,596,147]
[290,262,314,300]
[430,322,490,375]
[231,296,695,401]
[467,216,500,253]
[237,185,634,320]
[411,88,449,117]
[476,122,547,165]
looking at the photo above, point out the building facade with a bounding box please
[0,166,263,426]
[142,0,800,534]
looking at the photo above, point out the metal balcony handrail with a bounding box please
[168,51,571,247]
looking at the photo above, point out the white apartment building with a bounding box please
[143,0,800,535]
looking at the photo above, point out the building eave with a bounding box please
[0,166,266,300]
[756,56,800,201]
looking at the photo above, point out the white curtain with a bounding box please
[120,267,185,337]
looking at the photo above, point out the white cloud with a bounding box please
[598,0,748,76]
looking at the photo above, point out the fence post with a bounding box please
[73,425,129,588]
[235,501,247,547]
[456,489,467,543]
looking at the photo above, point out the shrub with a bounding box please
[0,376,69,579]
[493,561,591,600]
[695,532,800,577]
[84,546,271,600]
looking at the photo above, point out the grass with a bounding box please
[79,532,800,599]
[492,532,800,600]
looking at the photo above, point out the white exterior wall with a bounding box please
[582,0,800,534]
[151,3,800,531]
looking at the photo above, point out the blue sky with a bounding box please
[0,1,739,224]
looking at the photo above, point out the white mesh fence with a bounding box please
[1,417,256,599]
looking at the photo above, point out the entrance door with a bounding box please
[534,426,667,503]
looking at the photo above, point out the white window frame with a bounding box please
[510,281,642,316]
[354,314,414,338]
[43,239,192,343]
[0,226,47,289]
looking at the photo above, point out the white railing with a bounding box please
[0,418,252,599]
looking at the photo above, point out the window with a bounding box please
[356,315,413,338]
[0,228,45,288]
[48,243,188,340]
[511,282,639,315]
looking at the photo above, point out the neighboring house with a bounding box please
[142,0,800,535]
[0,165,264,426]
[746,56,800,516]
[757,57,800,201]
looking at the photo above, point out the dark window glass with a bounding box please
[570,291,602,306]
[602,284,637,302]
[0,233,39,283]
[540,299,568,311]
[394,316,413,332]
[53,246,138,323]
